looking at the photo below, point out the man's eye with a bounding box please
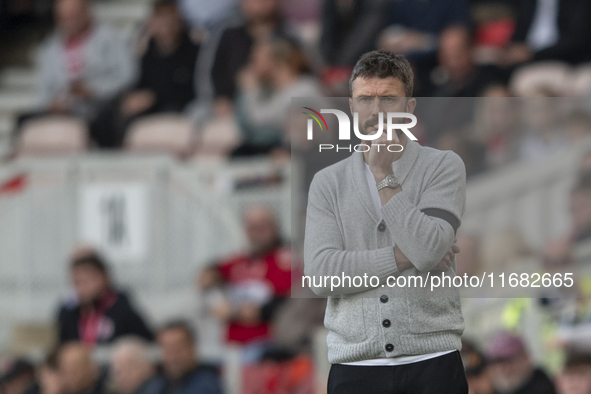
[360,97,372,102]
[383,98,396,103]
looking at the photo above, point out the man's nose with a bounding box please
[370,98,382,116]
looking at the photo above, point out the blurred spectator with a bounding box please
[518,98,566,162]
[555,351,591,394]
[110,338,161,394]
[91,0,200,148]
[211,0,289,107]
[199,206,292,364]
[0,360,35,394]
[554,321,591,356]
[570,173,591,244]
[319,0,388,67]
[480,227,534,274]
[498,0,591,66]
[241,352,315,394]
[461,340,494,394]
[487,332,557,394]
[192,268,226,365]
[57,252,153,345]
[433,27,502,97]
[436,128,487,178]
[28,0,133,125]
[470,2,516,64]
[541,238,574,276]
[537,238,578,321]
[473,93,520,169]
[271,288,326,356]
[155,321,222,394]
[378,0,471,59]
[58,342,106,394]
[481,84,512,98]
[564,110,591,145]
[233,37,322,156]
[177,0,239,31]
[23,351,62,394]
[580,150,591,174]
[377,0,471,94]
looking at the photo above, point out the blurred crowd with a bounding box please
[2,0,591,393]
[0,0,590,164]
[0,204,326,394]
[1,197,591,394]
[451,146,591,393]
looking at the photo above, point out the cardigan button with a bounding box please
[380,295,389,303]
[385,343,394,352]
[382,319,391,328]
[377,222,386,232]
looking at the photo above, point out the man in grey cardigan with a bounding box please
[304,50,468,393]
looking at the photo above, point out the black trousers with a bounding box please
[327,351,469,394]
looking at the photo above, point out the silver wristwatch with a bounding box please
[376,173,399,191]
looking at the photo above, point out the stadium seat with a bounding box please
[509,61,571,96]
[569,63,591,96]
[125,114,197,158]
[193,116,241,160]
[17,116,89,157]
[10,322,57,357]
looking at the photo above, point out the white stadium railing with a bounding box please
[0,155,292,357]
[462,137,591,250]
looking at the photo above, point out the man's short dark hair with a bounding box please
[157,320,196,343]
[349,50,414,97]
[153,0,178,13]
[71,253,109,275]
[564,350,591,369]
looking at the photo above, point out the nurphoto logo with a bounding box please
[302,107,418,152]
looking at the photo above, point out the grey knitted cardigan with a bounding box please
[304,139,467,363]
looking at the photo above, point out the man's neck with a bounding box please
[65,22,93,44]
[362,132,408,165]
[273,67,297,89]
[75,378,98,394]
[155,35,182,56]
[171,362,198,382]
[247,20,277,41]
[250,238,280,259]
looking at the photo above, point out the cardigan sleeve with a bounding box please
[303,172,401,297]
[380,151,466,272]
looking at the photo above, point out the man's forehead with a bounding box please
[352,77,406,97]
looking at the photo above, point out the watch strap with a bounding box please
[376,174,399,191]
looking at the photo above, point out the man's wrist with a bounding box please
[371,167,393,182]
[394,246,412,271]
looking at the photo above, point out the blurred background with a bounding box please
[1,0,591,393]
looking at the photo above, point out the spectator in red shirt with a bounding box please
[199,205,293,363]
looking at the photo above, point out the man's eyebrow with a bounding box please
[353,93,405,98]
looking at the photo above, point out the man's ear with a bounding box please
[349,97,353,116]
[406,98,417,114]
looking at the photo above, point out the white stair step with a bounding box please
[0,68,36,90]
[0,114,15,135]
[0,92,36,113]
[94,2,151,25]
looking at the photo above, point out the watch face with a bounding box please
[387,175,397,186]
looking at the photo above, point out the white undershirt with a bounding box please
[364,161,399,222]
[341,162,454,366]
